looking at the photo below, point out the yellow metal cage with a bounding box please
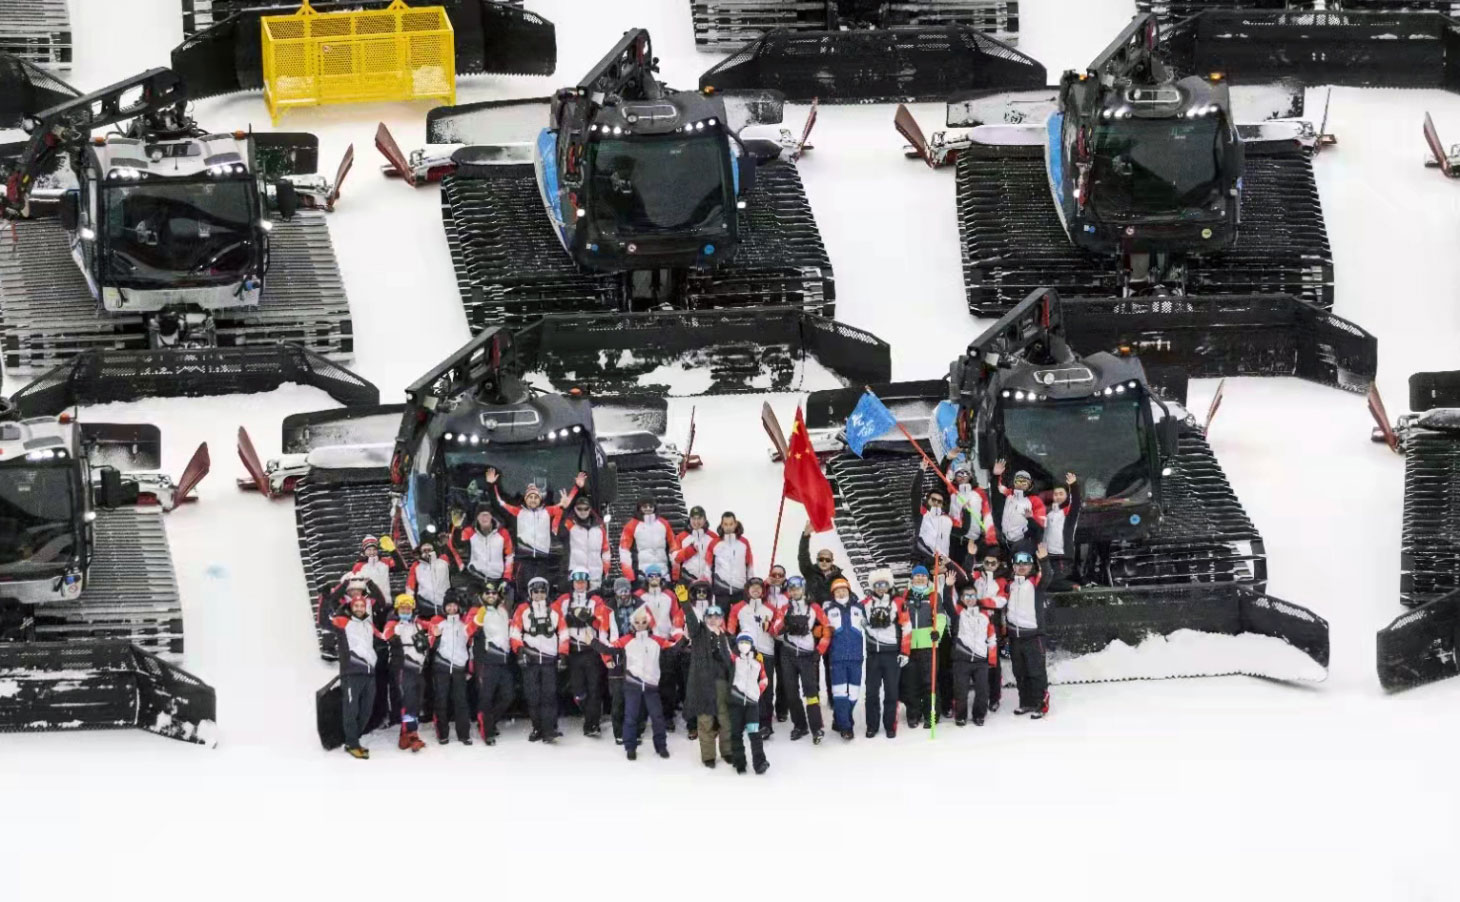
[261,0,455,123]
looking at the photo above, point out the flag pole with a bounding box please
[770,488,788,570]
[856,387,959,496]
[929,552,942,740]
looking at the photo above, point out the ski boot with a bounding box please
[840,729,855,741]
[885,725,896,739]
[865,726,878,739]
[627,748,638,761]
[437,734,450,745]
[687,727,698,741]
[345,746,370,759]
[655,746,670,759]
[528,729,543,742]
[955,717,967,727]
[703,758,716,769]
[399,728,413,751]
[1030,694,1050,720]
[812,729,825,744]
[973,716,985,727]
[542,730,561,744]
[735,762,747,775]
[584,722,602,738]
[461,735,473,746]
[408,732,425,751]
[753,760,770,775]
[789,726,809,741]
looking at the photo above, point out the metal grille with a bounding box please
[690,1,1020,52]
[0,0,71,69]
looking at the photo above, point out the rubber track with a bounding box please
[825,426,1264,590]
[0,211,353,374]
[955,144,1333,316]
[439,159,834,333]
[1399,422,1460,607]
[0,0,71,68]
[32,507,185,658]
[293,454,689,660]
[690,0,1019,51]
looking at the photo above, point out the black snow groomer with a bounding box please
[893,14,1376,391]
[0,0,70,71]
[172,0,555,100]
[1137,2,1460,32]
[231,329,695,747]
[810,287,1330,684]
[1373,373,1460,691]
[0,59,375,408]
[698,4,1045,102]
[375,29,894,395]
[691,0,1021,52]
[0,395,216,743]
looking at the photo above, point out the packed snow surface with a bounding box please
[1046,630,1328,684]
[2,0,1460,897]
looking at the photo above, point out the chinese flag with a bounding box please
[784,407,835,533]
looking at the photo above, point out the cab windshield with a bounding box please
[1001,396,1151,501]
[102,177,258,285]
[589,136,729,237]
[1090,117,1222,216]
[443,440,592,510]
[0,465,77,573]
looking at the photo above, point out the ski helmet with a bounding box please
[829,577,851,598]
[570,569,591,586]
[1013,551,1034,566]
[644,564,665,581]
[704,603,724,619]
[527,577,551,595]
[736,633,755,654]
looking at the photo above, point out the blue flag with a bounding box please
[930,400,960,465]
[845,390,899,457]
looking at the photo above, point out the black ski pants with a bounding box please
[474,659,514,739]
[1009,631,1048,712]
[522,659,559,734]
[432,665,471,741]
[568,648,605,728]
[864,649,901,734]
[514,556,556,600]
[773,647,790,720]
[393,665,424,730]
[728,696,767,771]
[951,658,990,722]
[779,650,823,733]
[903,647,934,725]
[622,679,667,754]
[341,671,375,750]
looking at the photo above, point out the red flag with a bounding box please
[783,407,835,532]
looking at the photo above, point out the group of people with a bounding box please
[321,458,1081,772]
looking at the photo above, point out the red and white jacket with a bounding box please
[426,612,472,671]
[706,530,754,591]
[510,599,569,660]
[729,651,768,704]
[331,613,384,675]
[997,479,1047,543]
[612,627,674,687]
[454,525,514,580]
[383,616,428,670]
[468,603,512,663]
[951,484,998,546]
[952,602,998,664]
[771,598,829,656]
[1006,571,1042,631]
[351,555,395,603]
[674,526,715,581]
[406,556,452,607]
[619,514,680,581]
[916,503,961,560]
[728,596,778,656]
[633,587,685,643]
[552,592,616,652]
[860,592,909,654]
[564,516,611,584]
[970,570,1008,612]
[498,485,576,558]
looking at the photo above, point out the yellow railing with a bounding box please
[261,0,455,124]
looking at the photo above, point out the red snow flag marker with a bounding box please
[1368,385,1399,453]
[1203,378,1226,434]
[783,407,835,533]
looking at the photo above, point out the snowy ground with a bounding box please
[3,0,1459,897]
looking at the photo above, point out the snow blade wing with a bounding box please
[172,0,557,101]
[0,642,217,744]
[512,308,891,398]
[1424,112,1452,175]
[0,54,81,129]
[375,122,417,185]
[1162,9,1460,91]
[1044,584,1329,683]
[167,442,211,510]
[425,97,552,145]
[78,423,163,472]
[1378,591,1460,691]
[699,25,1047,104]
[9,345,380,417]
[1060,294,1377,394]
[894,104,933,166]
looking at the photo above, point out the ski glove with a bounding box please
[897,655,909,668]
[929,631,940,643]
[379,536,396,553]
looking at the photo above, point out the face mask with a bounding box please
[399,612,414,621]
[929,503,943,513]
[738,641,754,656]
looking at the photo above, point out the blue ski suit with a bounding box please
[823,598,866,732]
